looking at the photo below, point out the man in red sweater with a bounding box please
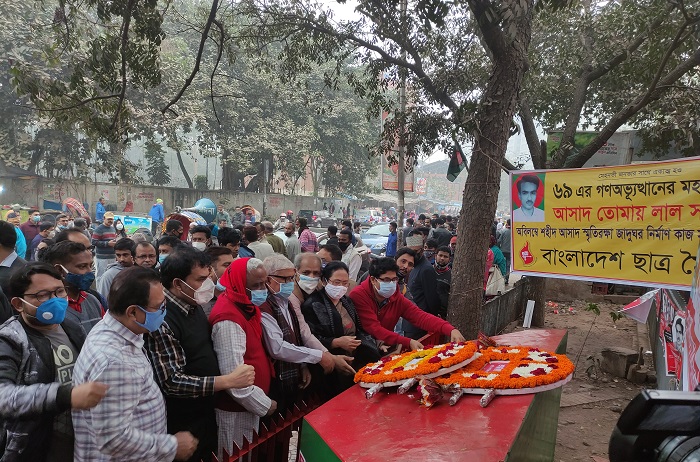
[349,257,465,351]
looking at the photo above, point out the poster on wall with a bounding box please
[510,157,700,290]
[113,215,152,236]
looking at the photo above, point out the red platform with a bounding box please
[300,329,568,462]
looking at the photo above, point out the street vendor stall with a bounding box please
[300,329,568,462]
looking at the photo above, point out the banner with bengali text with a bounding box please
[510,157,700,290]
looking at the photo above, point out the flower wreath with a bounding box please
[354,341,479,387]
[435,346,574,390]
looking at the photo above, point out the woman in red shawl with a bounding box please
[209,257,277,455]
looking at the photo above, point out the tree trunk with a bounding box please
[518,100,547,326]
[448,2,533,338]
[174,148,194,189]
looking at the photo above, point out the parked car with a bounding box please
[297,209,316,225]
[360,223,392,255]
[355,209,384,225]
[296,209,336,227]
[313,210,338,228]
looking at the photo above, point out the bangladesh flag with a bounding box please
[446,142,466,182]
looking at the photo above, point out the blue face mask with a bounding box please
[135,304,167,332]
[250,289,268,306]
[23,297,68,325]
[158,254,168,265]
[32,215,41,223]
[276,281,295,300]
[215,280,226,292]
[376,280,397,298]
[63,268,95,291]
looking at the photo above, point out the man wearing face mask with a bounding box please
[401,233,441,339]
[209,258,277,456]
[189,225,212,251]
[423,239,439,266]
[202,246,234,317]
[350,257,465,352]
[337,229,361,282]
[72,266,199,462]
[42,241,104,336]
[91,212,117,280]
[284,222,301,263]
[289,253,330,354]
[156,235,185,266]
[144,248,255,462]
[259,255,344,418]
[1,262,109,462]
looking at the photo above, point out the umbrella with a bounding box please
[621,289,659,323]
[63,198,89,218]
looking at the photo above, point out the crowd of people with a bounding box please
[0,206,499,462]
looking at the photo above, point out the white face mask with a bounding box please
[298,275,319,294]
[116,223,124,230]
[183,278,215,305]
[192,241,207,251]
[324,283,348,300]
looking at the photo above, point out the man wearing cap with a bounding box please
[6,212,27,263]
[19,210,42,259]
[92,212,117,280]
[403,232,441,338]
[149,198,165,238]
[95,197,106,223]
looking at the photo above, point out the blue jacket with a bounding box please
[13,227,26,262]
[148,203,164,223]
[95,202,106,222]
[386,231,397,257]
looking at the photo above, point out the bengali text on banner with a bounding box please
[510,157,700,290]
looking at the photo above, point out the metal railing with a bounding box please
[209,331,441,462]
[210,397,320,462]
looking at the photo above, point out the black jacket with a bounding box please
[408,256,441,316]
[0,316,86,462]
[301,291,380,369]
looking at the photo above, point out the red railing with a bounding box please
[210,396,321,462]
[209,332,441,462]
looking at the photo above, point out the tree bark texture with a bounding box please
[448,0,534,339]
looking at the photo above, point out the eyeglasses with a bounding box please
[377,277,399,283]
[269,274,295,284]
[144,301,166,314]
[86,245,96,252]
[23,287,68,303]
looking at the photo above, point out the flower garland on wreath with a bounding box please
[354,341,479,386]
[435,346,574,390]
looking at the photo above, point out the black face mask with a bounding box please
[284,232,293,237]
[338,242,350,252]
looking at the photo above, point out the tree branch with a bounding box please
[161,0,220,115]
[18,94,122,112]
[210,19,225,126]
[111,0,136,132]
[519,98,545,169]
[564,47,700,168]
